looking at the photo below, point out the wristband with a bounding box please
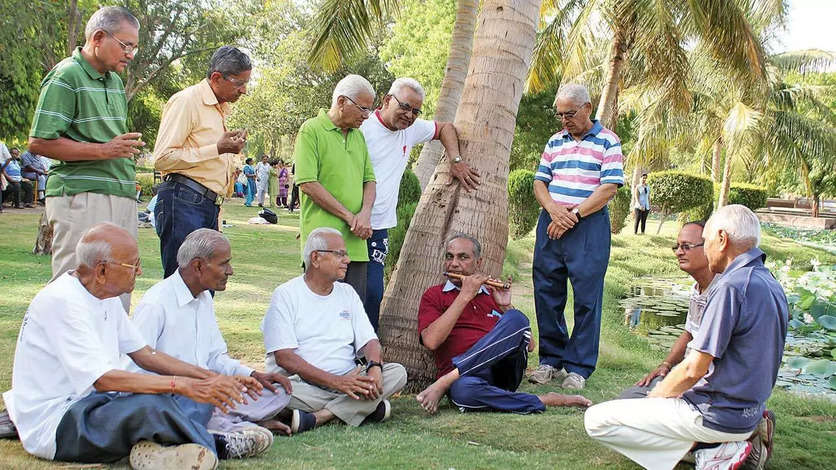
[660,361,672,369]
[366,361,383,373]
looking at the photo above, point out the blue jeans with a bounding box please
[155,180,220,278]
[364,229,388,331]
[447,310,544,414]
[532,207,611,378]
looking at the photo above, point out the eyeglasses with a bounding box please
[555,108,581,120]
[316,249,349,258]
[104,260,142,272]
[105,31,138,54]
[389,94,422,116]
[671,242,704,253]
[343,96,373,115]
[223,75,249,88]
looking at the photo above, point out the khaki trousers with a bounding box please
[46,193,138,311]
[288,363,407,426]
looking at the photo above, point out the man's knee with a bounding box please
[385,363,408,392]
[448,375,481,402]
[584,402,617,439]
[500,309,530,329]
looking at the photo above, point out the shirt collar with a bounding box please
[442,279,490,295]
[170,269,202,308]
[722,247,767,275]
[318,109,340,131]
[72,47,107,81]
[561,119,603,140]
[199,79,229,114]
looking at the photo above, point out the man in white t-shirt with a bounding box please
[262,227,407,434]
[359,77,482,330]
[130,228,293,436]
[2,222,268,468]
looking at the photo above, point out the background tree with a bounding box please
[378,0,542,390]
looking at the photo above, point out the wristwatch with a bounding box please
[572,207,583,220]
[451,155,462,164]
[366,360,383,373]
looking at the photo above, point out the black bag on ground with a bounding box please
[259,208,278,224]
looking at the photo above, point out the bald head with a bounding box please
[76,222,137,269]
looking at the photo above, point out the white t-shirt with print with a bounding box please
[2,272,146,460]
[360,111,437,229]
[262,275,377,376]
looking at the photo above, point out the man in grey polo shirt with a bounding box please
[585,205,788,470]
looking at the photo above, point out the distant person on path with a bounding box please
[287,162,299,212]
[255,154,271,207]
[415,234,591,414]
[27,7,145,310]
[153,45,250,278]
[634,173,650,234]
[20,149,48,205]
[585,205,788,470]
[359,77,481,331]
[529,83,624,390]
[277,161,289,207]
[130,229,293,436]
[267,159,279,208]
[262,228,407,434]
[2,223,269,468]
[293,74,377,300]
[243,157,256,206]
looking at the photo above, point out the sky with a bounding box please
[770,0,836,53]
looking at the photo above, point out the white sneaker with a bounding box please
[212,425,273,459]
[129,440,217,470]
[561,372,586,390]
[694,441,752,470]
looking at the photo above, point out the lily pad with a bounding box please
[787,356,810,369]
[803,359,836,377]
[830,375,836,390]
[816,315,836,331]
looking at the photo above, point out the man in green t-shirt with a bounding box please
[28,6,145,309]
[293,75,377,300]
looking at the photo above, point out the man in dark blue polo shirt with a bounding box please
[584,205,788,470]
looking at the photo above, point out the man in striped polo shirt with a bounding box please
[528,84,624,390]
[28,6,145,310]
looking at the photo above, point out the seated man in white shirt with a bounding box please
[2,222,268,469]
[131,228,293,436]
[262,227,408,433]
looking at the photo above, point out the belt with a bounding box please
[164,173,224,206]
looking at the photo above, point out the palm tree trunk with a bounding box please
[595,26,630,130]
[718,149,733,208]
[413,0,479,190]
[711,138,722,183]
[379,0,542,391]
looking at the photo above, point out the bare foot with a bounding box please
[538,392,592,408]
[416,384,447,414]
[256,418,292,436]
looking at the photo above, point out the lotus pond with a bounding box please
[621,263,836,401]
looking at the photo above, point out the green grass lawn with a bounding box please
[0,203,834,469]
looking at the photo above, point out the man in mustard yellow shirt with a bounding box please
[153,46,250,277]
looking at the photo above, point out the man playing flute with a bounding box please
[416,234,592,414]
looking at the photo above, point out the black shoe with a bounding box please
[0,409,18,439]
[291,409,316,434]
[361,399,391,425]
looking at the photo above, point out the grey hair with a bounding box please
[447,233,482,259]
[388,77,425,101]
[556,83,591,106]
[207,46,252,79]
[177,228,230,268]
[304,227,343,269]
[331,74,375,108]
[84,6,139,40]
[703,204,761,250]
[76,240,113,268]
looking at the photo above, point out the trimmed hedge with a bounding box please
[647,171,713,233]
[384,201,418,281]
[609,184,631,234]
[507,169,539,239]
[728,183,768,210]
[398,169,421,206]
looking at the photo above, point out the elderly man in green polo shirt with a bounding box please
[293,74,377,300]
[28,6,145,310]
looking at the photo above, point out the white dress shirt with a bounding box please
[129,270,253,377]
